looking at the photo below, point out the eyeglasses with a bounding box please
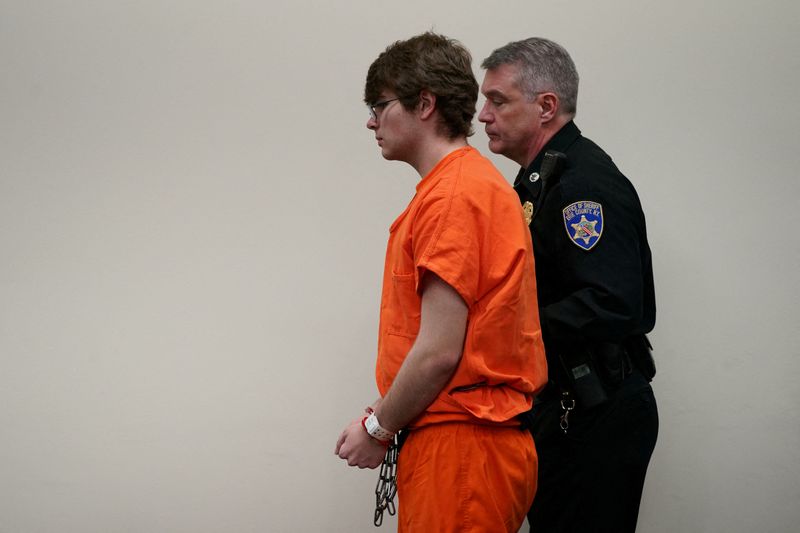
[367,98,400,121]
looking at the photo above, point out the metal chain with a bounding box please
[373,433,400,526]
[559,392,575,433]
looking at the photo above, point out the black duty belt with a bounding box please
[537,340,638,404]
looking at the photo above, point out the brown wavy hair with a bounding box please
[365,32,478,139]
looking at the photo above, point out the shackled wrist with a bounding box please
[361,412,395,442]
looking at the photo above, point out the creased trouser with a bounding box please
[397,422,537,532]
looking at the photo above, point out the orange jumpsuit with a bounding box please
[376,146,548,532]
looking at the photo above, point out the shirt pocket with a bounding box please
[385,271,421,338]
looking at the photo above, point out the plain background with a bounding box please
[2,1,798,532]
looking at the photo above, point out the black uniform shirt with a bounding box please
[515,121,655,359]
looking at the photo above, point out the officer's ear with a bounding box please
[539,92,559,123]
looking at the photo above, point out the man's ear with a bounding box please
[539,92,560,123]
[418,90,437,120]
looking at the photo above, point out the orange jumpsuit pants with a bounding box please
[396,422,537,532]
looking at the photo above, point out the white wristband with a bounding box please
[364,413,394,442]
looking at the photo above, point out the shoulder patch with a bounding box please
[563,201,603,250]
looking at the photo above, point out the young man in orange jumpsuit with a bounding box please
[335,32,548,532]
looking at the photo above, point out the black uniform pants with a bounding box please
[527,371,658,533]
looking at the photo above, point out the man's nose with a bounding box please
[477,102,491,123]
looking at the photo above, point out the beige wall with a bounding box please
[2,1,798,531]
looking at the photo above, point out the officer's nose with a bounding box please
[478,101,492,124]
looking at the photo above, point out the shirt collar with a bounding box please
[515,121,581,185]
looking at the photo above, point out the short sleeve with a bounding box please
[412,176,482,305]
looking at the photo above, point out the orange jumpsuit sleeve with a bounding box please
[411,169,481,305]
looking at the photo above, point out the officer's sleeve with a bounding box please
[541,178,653,344]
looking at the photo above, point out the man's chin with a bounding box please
[486,138,503,155]
[380,147,401,161]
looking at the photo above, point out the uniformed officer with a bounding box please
[478,38,659,533]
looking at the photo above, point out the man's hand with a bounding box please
[335,418,387,469]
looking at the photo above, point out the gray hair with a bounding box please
[482,37,579,115]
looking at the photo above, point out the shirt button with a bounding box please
[529,172,540,183]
